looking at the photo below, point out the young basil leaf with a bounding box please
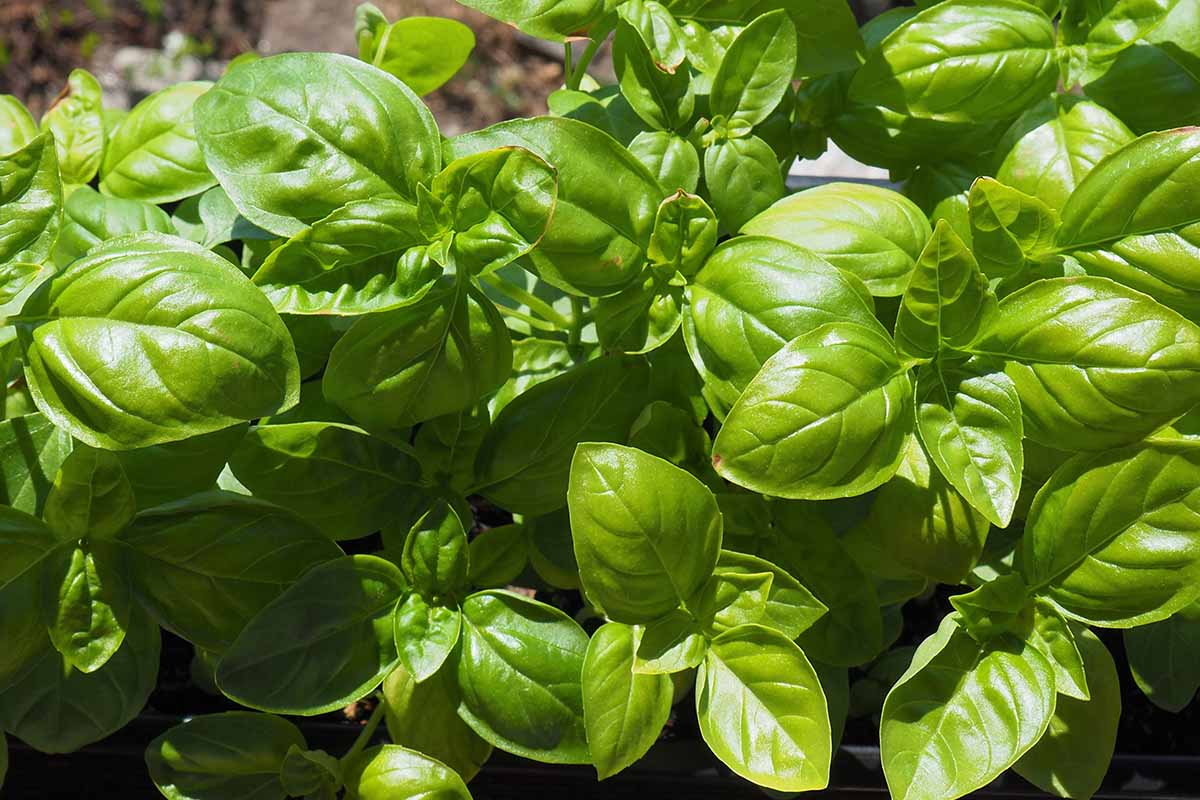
[1027,599,1090,701]
[393,593,461,682]
[196,53,441,237]
[967,276,1200,450]
[1021,440,1200,627]
[145,711,306,800]
[647,189,716,276]
[683,236,877,414]
[713,322,913,500]
[414,406,491,494]
[280,745,341,798]
[915,357,1023,528]
[43,445,136,540]
[342,744,471,800]
[767,0,865,78]
[171,186,244,249]
[473,354,650,515]
[217,554,405,714]
[0,95,38,155]
[583,622,673,780]
[366,16,475,96]
[40,69,105,190]
[116,424,248,510]
[467,523,528,588]
[742,182,931,297]
[228,422,421,540]
[709,550,827,639]
[949,573,1030,642]
[633,609,707,674]
[697,624,831,792]
[1122,600,1200,712]
[17,233,301,450]
[695,570,774,635]
[448,117,660,296]
[0,604,159,754]
[402,501,470,596]
[99,82,217,204]
[1059,0,1176,80]
[629,132,701,194]
[710,10,797,128]
[40,538,130,674]
[0,508,61,689]
[0,412,73,515]
[613,20,696,132]
[618,0,687,72]
[0,133,62,268]
[51,185,175,269]
[702,135,784,233]
[967,177,1060,282]
[324,282,512,432]
[994,97,1134,210]
[895,220,997,359]
[252,199,432,316]
[383,662,493,781]
[880,615,1056,800]
[568,442,722,623]
[593,268,684,354]
[1013,626,1121,800]
[849,0,1058,122]
[456,590,590,764]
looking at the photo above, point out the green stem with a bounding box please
[480,274,572,328]
[564,42,575,84]
[566,16,615,91]
[496,304,561,333]
[568,296,585,348]
[343,697,387,765]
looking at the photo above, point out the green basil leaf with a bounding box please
[17,233,301,450]
[568,442,722,623]
[474,354,650,515]
[367,16,475,95]
[1028,599,1090,701]
[710,10,797,127]
[426,146,558,275]
[628,132,701,194]
[714,322,913,499]
[343,744,471,800]
[43,445,136,540]
[915,357,1023,528]
[0,604,159,754]
[710,550,827,639]
[618,0,687,71]
[0,95,38,156]
[994,97,1134,211]
[1122,600,1200,712]
[895,220,997,359]
[280,746,341,798]
[1060,0,1177,78]
[831,100,1006,174]
[683,236,877,413]
[0,133,62,268]
[614,20,696,131]
[252,199,432,316]
[697,624,831,791]
[120,492,342,651]
[742,182,931,297]
[968,276,1200,450]
[967,177,1060,282]
[217,554,405,714]
[402,501,470,596]
[1014,626,1121,799]
[413,406,491,494]
[633,609,707,674]
[762,0,865,78]
[1021,440,1200,627]
[324,283,511,432]
[41,538,130,674]
[647,189,716,276]
[145,712,305,800]
[383,662,493,782]
[583,622,673,780]
[593,268,684,355]
[448,118,660,296]
[467,524,528,588]
[0,412,73,515]
[171,186,244,249]
[849,0,1058,122]
[880,616,1056,800]
[0,508,60,688]
[393,594,461,682]
[228,422,420,541]
[196,53,441,237]
[99,82,216,203]
[695,569,774,634]
[116,424,247,510]
[457,590,590,763]
[40,69,105,189]
[702,135,784,233]
[905,161,976,246]
[487,338,574,418]
[456,0,606,41]
[51,185,175,269]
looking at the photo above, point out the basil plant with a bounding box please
[0,0,1198,798]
